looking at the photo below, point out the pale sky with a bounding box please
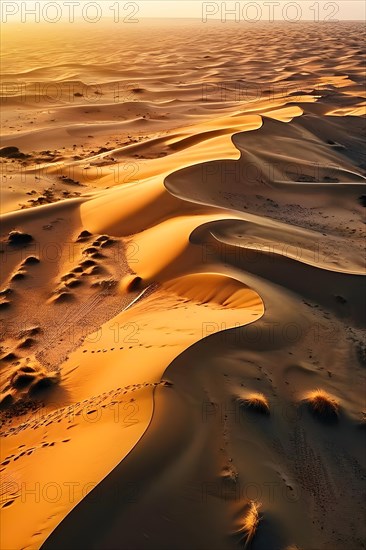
[1,0,365,23]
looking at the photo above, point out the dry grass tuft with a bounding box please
[303,389,339,421]
[237,392,270,415]
[237,500,262,548]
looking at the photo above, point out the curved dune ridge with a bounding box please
[161,273,264,310]
[0,19,365,550]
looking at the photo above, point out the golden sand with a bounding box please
[1,19,365,550]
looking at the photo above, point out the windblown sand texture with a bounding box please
[1,19,365,550]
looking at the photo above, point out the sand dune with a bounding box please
[1,19,365,550]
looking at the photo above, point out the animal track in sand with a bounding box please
[0,380,168,438]
[84,342,179,354]
[0,477,21,508]
[1,438,72,472]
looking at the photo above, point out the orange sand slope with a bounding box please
[1,20,366,550]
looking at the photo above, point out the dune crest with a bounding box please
[162,273,264,310]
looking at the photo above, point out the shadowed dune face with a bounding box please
[0,18,365,550]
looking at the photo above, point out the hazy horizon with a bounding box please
[1,0,365,23]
